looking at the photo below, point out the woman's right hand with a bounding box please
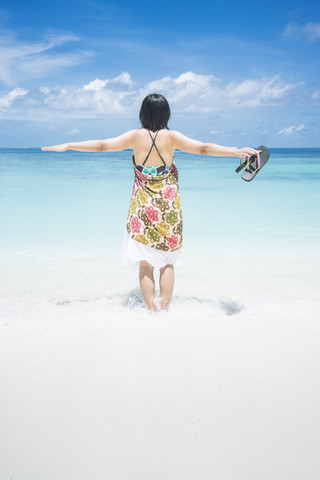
[41,144,68,152]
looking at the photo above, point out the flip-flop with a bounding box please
[235,145,270,182]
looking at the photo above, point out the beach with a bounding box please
[1,148,320,479]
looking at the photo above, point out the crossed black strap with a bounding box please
[142,129,167,166]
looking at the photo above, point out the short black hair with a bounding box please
[139,93,170,132]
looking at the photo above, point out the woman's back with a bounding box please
[132,129,175,167]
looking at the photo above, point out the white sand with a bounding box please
[1,304,320,480]
[1,245,320,479]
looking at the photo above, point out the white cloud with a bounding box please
[0,30,92,86]
[110,72,133,86]
[226,75,298,105]
[0,71,303,121]
[0,87,28,111]
[142,72,300,112]
[83,72,133,91]
[34,73,136,119]
[66,128,80,135]
[311,89,320,100]
[283,22,320,42]
[83,79,109,92]
[277,124,306,135]
[209,130,219,134]
[142,72,220,112]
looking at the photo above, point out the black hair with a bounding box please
[139,93,170,132]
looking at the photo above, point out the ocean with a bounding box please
[1,147,319,322]
[1,147,320,480]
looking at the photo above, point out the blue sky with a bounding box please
[0,0,319,147]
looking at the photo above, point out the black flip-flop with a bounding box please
[235,145,270,182]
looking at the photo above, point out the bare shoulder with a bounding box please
[166,130,205,153]
[129,128,151,142]
[124,129,141,140]
[167,129,192,143]
[166,130,180,139]
[100,129,141,151]
[161,129,182,145]
[116,129,141,147]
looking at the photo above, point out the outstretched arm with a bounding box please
[171,131,258,159]
[41,130,136,152]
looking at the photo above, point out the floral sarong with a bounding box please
[126,154,183,252]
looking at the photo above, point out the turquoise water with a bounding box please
[1,148,320,251]
[1,148,319,320]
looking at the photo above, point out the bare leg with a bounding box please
[139,260,156,311]
[159,264,174,311]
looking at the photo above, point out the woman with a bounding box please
[42,93,257,312]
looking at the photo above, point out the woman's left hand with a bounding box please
[235,147,259,159]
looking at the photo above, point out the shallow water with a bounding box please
[0,147,319,321]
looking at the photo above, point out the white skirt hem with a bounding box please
[121,230,182,269]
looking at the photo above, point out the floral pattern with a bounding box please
[145,205,159,223]
[130,198,138,214]
[147,228,161,243]
[130,215,142,234]
[126,154,183,251]
[136,164,170,176]
[174,193,181,210]
[135,234,149,245]
[166,234,179,249]
[157,221,170,237]
[151,197,170,213]
[163,186,177,201]
[138,189,148,204]
[165,210,179,226]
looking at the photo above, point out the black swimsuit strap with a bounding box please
[142,129,166,166]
